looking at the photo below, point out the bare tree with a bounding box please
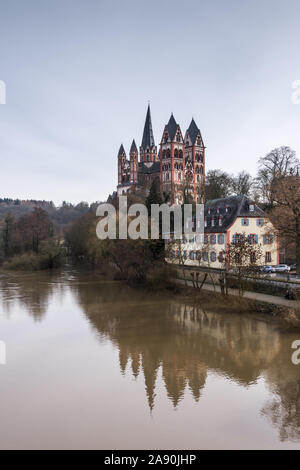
[256,147,300,207]
[232,171,253,197]
[270,175,300,274]
[224,233,263,296]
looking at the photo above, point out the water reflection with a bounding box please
[0,270,64,321]
[68,270,300,442]
[0,268,299,443]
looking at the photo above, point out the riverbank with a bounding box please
[175,281,300,330]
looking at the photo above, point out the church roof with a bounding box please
[118,144,126,156]
[141,105,155,149]
[130,139,138,153]
[138,161,160,174]
[166,113,178,141]
[187,118,200,145]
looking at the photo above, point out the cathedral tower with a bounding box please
[184,119,205,203]
[160,114,185,204]
[129,139,138,185]
[140,105,157,163]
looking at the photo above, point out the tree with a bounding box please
[18,208,53,253]
[2,213,14,258]
[269,175,300,274]
[225,233,263,295]
[256,147,300,207]
[232,171,253,197]
[205,170,233,200]
[145,178,162,213]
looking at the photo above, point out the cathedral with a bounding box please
[117,105,205,204]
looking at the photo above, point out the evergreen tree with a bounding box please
[146,179,162,213]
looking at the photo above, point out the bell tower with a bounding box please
[184,119,205,203]
[160,114,184,204]
[140,104,157,164]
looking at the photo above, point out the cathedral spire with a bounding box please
[130,139,138,153]
[141,104,155,150]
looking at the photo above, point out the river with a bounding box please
[0,268,299,449]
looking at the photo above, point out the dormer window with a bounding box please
[249,203,255,212]
[211,217,215,227]
[204,218,207,227]
[219,216,222,226]
[225,206,229,213]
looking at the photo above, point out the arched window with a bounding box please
[179,150,183,158]
[200,166,203,174]
[166,149,170,158]
[174,148,178,158]
[162,150,166,159]
[195,166,199,174]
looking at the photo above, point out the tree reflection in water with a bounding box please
[0,268,299,442]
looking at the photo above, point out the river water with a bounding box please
[0,268,299,450]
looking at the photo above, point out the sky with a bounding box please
[0,0,300,205]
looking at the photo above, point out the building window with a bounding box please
[232,233,243,243]
[218,234,225,244]
[204,235,208,244]
[218,251,224,262]
[263,234,274,244]
[242,218,249,226]
[210,251,217,262]
[210,234,216,244]
[203,252,208,261]
[196,251,201,260]
[190,251,196,260]
[248,234,258,244]
[257,218,264,226]
[250,252,256,263]
[265,252,272,263]
[219,217,223,226]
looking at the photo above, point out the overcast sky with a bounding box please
[0,0,300,205]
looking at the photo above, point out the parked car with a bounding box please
[290,264,297,271]
[261,265,275,273]
[274,264,291,273]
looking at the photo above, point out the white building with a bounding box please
[169,195,278,269]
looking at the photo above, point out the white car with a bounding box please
[274,264,291,273]
[261,265,275,273]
